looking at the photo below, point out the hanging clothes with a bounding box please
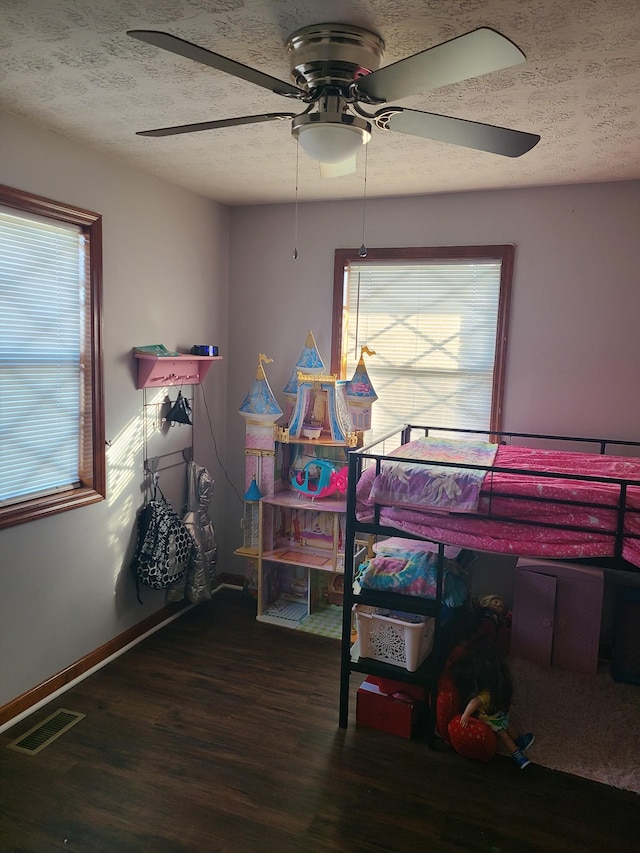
[168,461,218,603]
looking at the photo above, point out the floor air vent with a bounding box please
[7,709,85,755]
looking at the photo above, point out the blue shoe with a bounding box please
[515,733,535,752]
[512,749,530,770]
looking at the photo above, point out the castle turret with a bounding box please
[347,346,378,433]
[239,354,282,496]
[283,330,326,422]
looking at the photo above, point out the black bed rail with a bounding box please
[358,423,640,457]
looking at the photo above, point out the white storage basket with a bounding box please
[353,605,435,672]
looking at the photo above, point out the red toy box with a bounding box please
[356,678,426,738]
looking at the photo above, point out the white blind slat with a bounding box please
[0,208,82,503]
[345,259,502,440]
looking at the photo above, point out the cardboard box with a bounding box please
[356,679,426,738]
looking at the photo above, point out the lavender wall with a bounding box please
[0,111,229,711]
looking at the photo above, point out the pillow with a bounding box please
[447,714,497,762]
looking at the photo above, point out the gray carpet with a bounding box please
[508,656,640,794]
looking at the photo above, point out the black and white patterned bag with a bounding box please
[131,482,194,603]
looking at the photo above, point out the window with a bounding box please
[0,184,105,528]
[331,246,513,440]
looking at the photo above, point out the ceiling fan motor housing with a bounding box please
[286,24,382,163]
[286,24,385,92]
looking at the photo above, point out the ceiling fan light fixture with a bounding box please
[292,113,371,164]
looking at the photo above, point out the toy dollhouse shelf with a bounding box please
[134,352,222,389]
[256,489,349,632]
[234,546,259,558]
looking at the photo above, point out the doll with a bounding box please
[479,594,506,622]
[450,638,534,770]
[472,593,512,654]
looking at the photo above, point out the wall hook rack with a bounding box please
[144,446,193,474]
[134,351,222,389]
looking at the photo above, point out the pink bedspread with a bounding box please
[356,443,640,567]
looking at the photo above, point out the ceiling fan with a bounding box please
[127,24,540,174]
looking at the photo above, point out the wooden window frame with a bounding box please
[0,184,105,529]
[331,245,514,434]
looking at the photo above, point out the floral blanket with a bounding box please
[369,436,499,513]
[358,547,467,605]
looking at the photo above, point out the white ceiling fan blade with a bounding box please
[320,156,357,178]
[357,27,526,103]
[378,107,540,157]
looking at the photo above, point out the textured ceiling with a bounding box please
[1,0,639,206]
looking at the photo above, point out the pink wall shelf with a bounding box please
[134,353,222,389]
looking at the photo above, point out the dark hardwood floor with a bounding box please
[1,589,639,853]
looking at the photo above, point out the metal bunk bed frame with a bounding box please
[339,424,640,731]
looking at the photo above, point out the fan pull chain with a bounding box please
[359,145,368,258]
[293,141,300,259]
[354,267,362,362]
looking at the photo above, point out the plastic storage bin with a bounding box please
[354,605,435,672]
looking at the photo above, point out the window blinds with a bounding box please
[344,259,502,441]
[0,207,83,504]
